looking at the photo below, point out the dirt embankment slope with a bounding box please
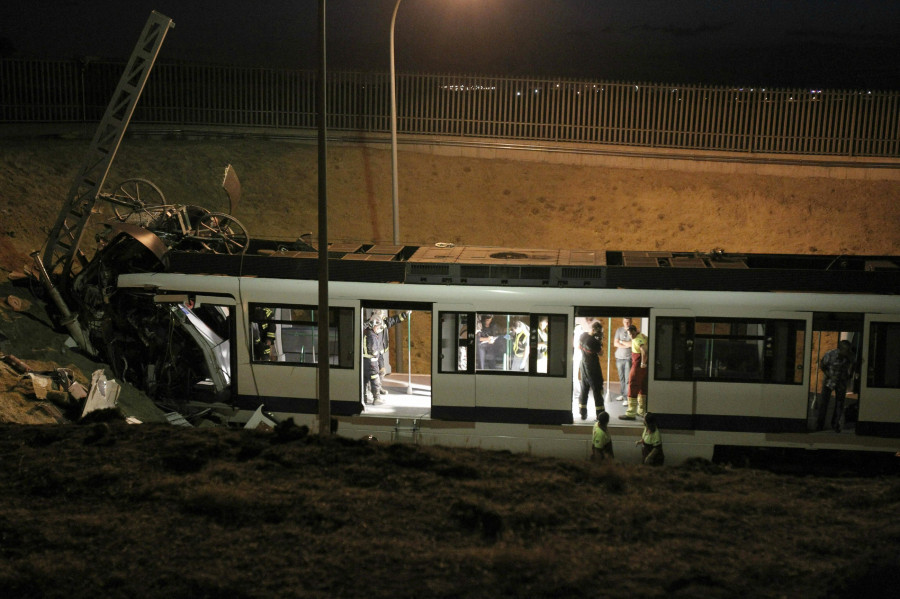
[1,136,898,275]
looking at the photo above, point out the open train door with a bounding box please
[859,314,900,437]
[810,312,864,432]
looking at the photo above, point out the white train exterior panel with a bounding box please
[115,261,900,464]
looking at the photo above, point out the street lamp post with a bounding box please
[390,0,402,245]
[389,0,404,379]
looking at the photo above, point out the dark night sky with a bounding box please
[2,1,899,90]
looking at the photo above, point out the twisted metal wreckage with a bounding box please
[29,12,249,423]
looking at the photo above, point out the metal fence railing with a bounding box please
[2,58,898,158]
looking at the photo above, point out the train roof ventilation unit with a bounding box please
[622,251,749,269]
[622,251,673,267]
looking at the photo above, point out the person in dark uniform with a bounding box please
[366,310,411,395]
[476,314,504,370]
[577,320,605,421]
[817,340,855,432]
[362,310,410,404]
[252,306,276,361]
[362,314,386,405]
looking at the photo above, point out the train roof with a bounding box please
[162,241,900,295]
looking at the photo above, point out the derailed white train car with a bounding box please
[113,246,900,465]
[35,13,897,466]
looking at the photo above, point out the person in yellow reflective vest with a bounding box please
[591,410,614,462]
[636,412,664,466]
[252,306,276,361]
[619,324,648,420]
[510,320,530,371]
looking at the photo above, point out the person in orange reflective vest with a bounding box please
[620,325,648,420]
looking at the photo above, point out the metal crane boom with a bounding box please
[41,11,174,287]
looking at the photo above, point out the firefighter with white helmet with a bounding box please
[362,310,411,405]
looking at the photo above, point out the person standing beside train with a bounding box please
[817,340,855,432]
[613,317,633,406]
[619,324,648,420]
[577,321,606,421]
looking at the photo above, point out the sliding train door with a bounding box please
[650,309,696,429]
[763,311,811,431]
[245,300,357,416]
[809,312,864,432]
[859,314,900,436]
[432,306,476,420]
[653,310,808,432]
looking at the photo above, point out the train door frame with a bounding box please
[763,311,812,431]
[810,312,864,433]
[859,313,900,436]
[360,302,432,415]
[574,307,649,424]
[244,299,358,415]
[432,304,476,420]
[433,307,571,424]
[649,308,696,429]
[181,293,236,404]
[526,308,571,421]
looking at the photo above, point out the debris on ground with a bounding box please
[6,294,29,312]
[0,279,169,425]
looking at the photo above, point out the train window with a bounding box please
[868,322,900,388]
[438,312,565,376]
[474,312,530,372]
[438,312,472,373]
[693,319,764,382]
[657,317,806,384]
[536,314,567,376]
[249,304,353,368]
[764,319,805,385]
[655,317,694,381]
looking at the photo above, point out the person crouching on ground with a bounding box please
[636,412,664,466]
[592,410,614,463]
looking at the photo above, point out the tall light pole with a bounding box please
[389,0,403,245]
[316,0,331,436]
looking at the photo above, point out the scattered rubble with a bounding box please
[1,278,169,425]
[6,294,29,312]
